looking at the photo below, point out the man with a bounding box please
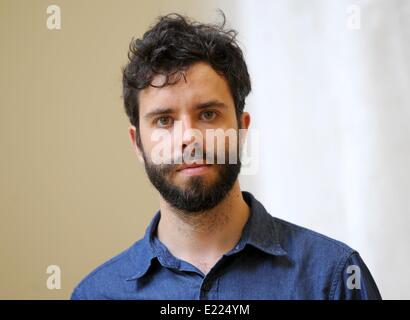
[71,13,381,300]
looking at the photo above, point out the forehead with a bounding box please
[139,62,233,112]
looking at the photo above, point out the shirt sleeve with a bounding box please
[70,284,86,300]
[329,251,382,300]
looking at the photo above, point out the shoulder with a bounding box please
[271,217,381,299]
[273,216,356,259]
[272,217,357,284]
[71,239,147,300]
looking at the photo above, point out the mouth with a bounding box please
[176,163,212,176]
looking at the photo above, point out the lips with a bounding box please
[177,163,209,171]
[176,163,213,176]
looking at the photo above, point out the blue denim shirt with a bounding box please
[71,191,381,300]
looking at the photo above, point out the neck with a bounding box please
[156,180,250,274]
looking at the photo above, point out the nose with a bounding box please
[175,116,204,163]
[180,116,199,147]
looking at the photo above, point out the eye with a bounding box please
[200,110,217,121]
[155,116,173,127]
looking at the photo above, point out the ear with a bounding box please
[240,112,251,130]
[128,125,144,163]
[238,112,251,148]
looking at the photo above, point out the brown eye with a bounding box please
[156,116,173,127]
[200,111,216,121]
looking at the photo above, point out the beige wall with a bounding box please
[0,0,237,299]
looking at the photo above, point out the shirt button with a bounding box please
[202,281,212,291]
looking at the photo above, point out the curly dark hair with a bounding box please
[122,12,251,146]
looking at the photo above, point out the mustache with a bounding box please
[147,156,208,175]
[148,145,241,166]
[144,151,240,176]
[149,154,236,167]
[150,147,207,165]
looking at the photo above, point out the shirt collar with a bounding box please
[126,214,159,281]
[126,191,287,281]
[240,191,287,256]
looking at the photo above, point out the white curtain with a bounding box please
[237,0,410,299]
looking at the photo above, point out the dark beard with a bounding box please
[142,155,241,213]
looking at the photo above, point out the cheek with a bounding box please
[141,126,184,164]
[203,132,239,164]
[138,126,158,159]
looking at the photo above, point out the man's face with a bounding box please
[129,62,250,213]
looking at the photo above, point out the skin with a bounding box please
[128,61,251,275]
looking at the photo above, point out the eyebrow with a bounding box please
[144,99,227,120]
